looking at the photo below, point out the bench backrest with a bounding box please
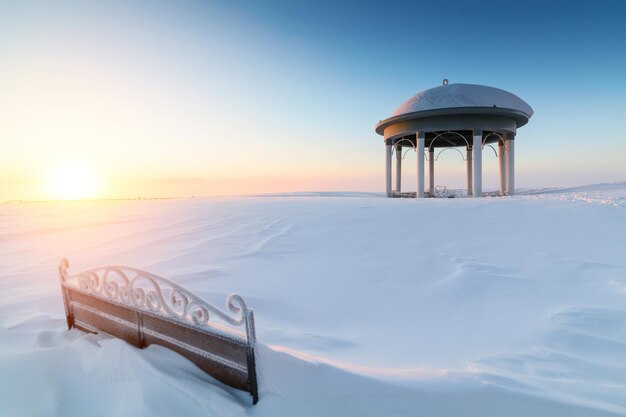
[58,259,258,404]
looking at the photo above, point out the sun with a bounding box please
[47,164,100,200]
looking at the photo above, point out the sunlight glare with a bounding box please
[47,164,100,200]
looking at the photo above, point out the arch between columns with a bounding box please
[385,130,516,198]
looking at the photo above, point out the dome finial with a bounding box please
[443,79,449,86]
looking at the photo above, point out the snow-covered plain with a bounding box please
[1,183,625,416]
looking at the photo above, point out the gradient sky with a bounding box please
[1,0,625,200]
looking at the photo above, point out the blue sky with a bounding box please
[0,0,625,199]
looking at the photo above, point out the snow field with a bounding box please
[1,183,625,416]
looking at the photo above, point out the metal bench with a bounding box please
[58,258,259,404]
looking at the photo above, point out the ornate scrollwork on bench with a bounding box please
[58,258,258,404]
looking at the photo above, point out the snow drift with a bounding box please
[1,183,625,416]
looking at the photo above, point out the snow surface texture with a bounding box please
[1,183,625,416]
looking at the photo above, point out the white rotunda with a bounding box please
[375,81,533,198]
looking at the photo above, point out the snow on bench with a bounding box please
[57,258,259,404]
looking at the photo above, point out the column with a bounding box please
[498,139,506,196]
[466,146,473,196]
[506,132,515,195]
[428,147,434,196]
[472,129,482,198]
[395,144,402,192]
[416,131,425,198]
[385,141,392,197]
